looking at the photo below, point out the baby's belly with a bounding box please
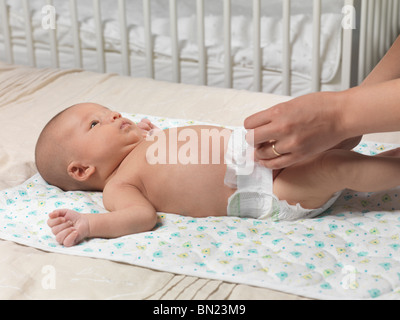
[144,163,235,217]
[140,125,235,217]
[155,187,234,217]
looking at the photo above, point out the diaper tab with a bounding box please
[224,128,255,189]
[225,128,275,219]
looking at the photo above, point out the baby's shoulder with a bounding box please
[106,165,142,190]
[102,174,145,209]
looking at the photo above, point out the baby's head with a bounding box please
[35,103,143,191]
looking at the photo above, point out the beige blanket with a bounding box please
[1,62,399,300]
[0,62,305,299]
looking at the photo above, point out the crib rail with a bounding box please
[0,0,399,95]
[357,0,400,84]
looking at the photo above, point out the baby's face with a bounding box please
[61,103,144,168]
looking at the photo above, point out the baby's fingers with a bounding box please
[139,118,160,130]
[63,230,80,247]
[140,118,151,125]
[47,216,65,228]
[55,226,77,246]
[137,118,151,130]
[48,209,68,219]
[50,220,73,235]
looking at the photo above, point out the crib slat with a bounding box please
[379,0,388,58]
[223,0,232,88]
[387,0,395,51]
[0,0,12,64]
[197,0,206,85]
[358,0,368,84]
[22,0,36,67]
[253,0,261,92]
[143,0,154,78]
[373,0,381,67]
[387,0,394,50]
[69,0,82,68]
[388,0,398,47]
[393,0,399,39]
[118,0,130,76]
[311,0,321,92]
[46,0,59,68]
[169,0,180,83]
[282,0,291,95]
[93,0,105,73]
[365,0,375,75]
[341,0,354,90]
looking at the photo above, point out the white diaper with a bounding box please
[225,128,341,221]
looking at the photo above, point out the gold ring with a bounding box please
[272,143,283,157]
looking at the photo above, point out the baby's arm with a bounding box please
[47,186,157,247]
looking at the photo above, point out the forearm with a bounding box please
[339,78,400,137]
[87,207,157,238]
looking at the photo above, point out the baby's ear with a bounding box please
[67,162,95,182]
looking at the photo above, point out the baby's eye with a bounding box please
[90,120,99,129]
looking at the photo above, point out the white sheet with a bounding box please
[2,0,344,96]
[4,46,343,97]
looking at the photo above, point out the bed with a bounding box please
[1,0,400,301]
[1,61,400,300]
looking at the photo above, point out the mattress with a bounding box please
[1,0,344,96]
[2,61,400,300]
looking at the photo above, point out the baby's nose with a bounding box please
[110,111,121,121]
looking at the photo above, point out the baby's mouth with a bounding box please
[120,120,132,130]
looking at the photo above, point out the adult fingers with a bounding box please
[244,99,292,130]
[258,153,301,170]
[254,141,287,160]
[244,108,272,129]
[245,124,281,148]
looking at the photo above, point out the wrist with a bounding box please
[341,79,400,136]
[329,90,355,141]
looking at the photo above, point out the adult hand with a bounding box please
[244,91,360,169]
[244,36,400,170]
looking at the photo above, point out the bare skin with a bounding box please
[45,103,400,247]
[245,36,400,169]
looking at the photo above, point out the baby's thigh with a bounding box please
[272,152,339,209]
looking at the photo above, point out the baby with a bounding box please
[35,103,400,247]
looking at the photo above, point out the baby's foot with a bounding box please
[47,209,90,247]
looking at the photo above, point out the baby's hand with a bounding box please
[47,209,90,247]
[137,118,160,137]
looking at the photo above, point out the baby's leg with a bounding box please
[376,147,400,157]
[273,149,400,209]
